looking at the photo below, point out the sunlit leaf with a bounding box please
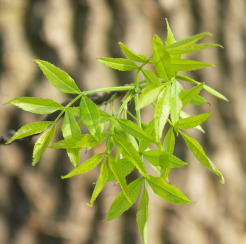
[80,95,102,142]
[137,182,148,244]
[106,178,143,221]
[119,42,146,62]
[108,155,131,203]
[7,97,63,114]
[189,95,207,106]
[142,70,160,85]
[6,121,53,144]
[165,18,176,46]
[147,175,193,204]
[143,150,188,168]
[88,158,108,207]
[97,58,138,71]
[34,59,81,94]
[179,131,225,183]
[154,84,171,142]
[113,134,148,178]
[61,153,104,179]
[32,124,56,166]
[178,113,211,130]
[163,127,175,154]
[139,120,155,153]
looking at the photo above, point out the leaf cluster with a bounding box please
[5,19,228,243]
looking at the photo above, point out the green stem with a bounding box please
[82,86,134,95]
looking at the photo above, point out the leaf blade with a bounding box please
[97,58,138,71]
[119,42,146,62]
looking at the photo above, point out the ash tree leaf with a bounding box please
[163,127,175,154]
[170,79,182,126]
[50,134,105,150]
[32,124,56,166]
[7,97,63,114]
[137,182,148,244]
[119,42,146,62]
[152,35,172,81]
[142,70,160,85]
[61,153,104,179]
[176,74,229,102]
[112,134,148,178]
[97,58,138,71]
[142,150,188,168]
[6,121,53,144]
[80,95,102,142]
[178,113,211,130]
[108,155,132,204]
[34,59,81,94]
[147,175,193,204]
[154,84,171,142]
[107,158,135,182]
[62,109,82,167]
[106,178,143,221]
[88,158,108,207]
[167,43,223,55]
[117,118,155,143]
[180,111,205,133]
[165,18,176,46]
[172,59,214,73]
[139,120,155,153]
[179,131,225,183]
[189,95,207,106]
[167,32,212,49]
[137,84,164,110]
[180,83,204,108]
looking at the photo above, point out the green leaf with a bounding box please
[178,113,211,130]
[179,131,224,183]
[7,97,63,114]
[50,134,104,149]
[177,74,229,102]
[106,178,143,221]
[165,18,176,46]
[154,84,171,142]
[163,127,175,154]
[107,158,135,182]
[117,118,155,143]
[80,95,102,142]
[119,42,146,62]
[167,43,223,55]
[62,110,81,167]
[137,182,148,244]
[61,153,104,179]
[97,58,138,71]
[172,59,214,73]
[180,83,204,108]
[6,121,53,144]
[189,95,207,106]
[99,109,113,123]
[170,79,182,126]
[108,155,131,204]
[180,111,205,133]
[34,59,81,94]
[137,84,164,110]
[112,134,148,177]
[152,35,172,81]
[167,32,212,49]
[147,175,193,204]
[142,150,188,168]
[142,70,160,85]
[32,124,56,166]
[88,158,108,207]
[139,120,155,153]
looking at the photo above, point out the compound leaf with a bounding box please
[106,178,143,221]
[80,95,102,142]
[179,131,224,183]
[32,124,56,166]
[98,58,138,71]
[147,175,193,204]
[7,97,63,114]
[61,153,104,179]
[6,121,53,144]
[137,182,148,244]
[34,59,81,94]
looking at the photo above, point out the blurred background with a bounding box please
[0,0,246,243]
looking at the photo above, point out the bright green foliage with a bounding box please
[5,19,228,243]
